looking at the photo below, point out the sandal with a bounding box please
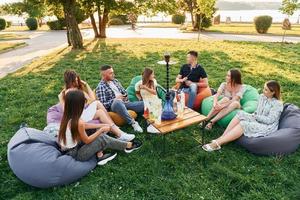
[205,121,214,130]
[202,140,221,152]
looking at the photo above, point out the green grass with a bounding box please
[0,33,30,41]
[182,23,300,36]
[0,39,300,199]
[0,42,27,54]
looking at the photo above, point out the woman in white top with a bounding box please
[135,68,158,101]
[205,69,246,130]
[58,90,142,165]
[58,70,135,142]
[203,80,283,151]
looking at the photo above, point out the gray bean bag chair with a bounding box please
[7,127,97,188]
[237,103,300,156]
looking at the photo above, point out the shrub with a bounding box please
[109,14,128,24]
[6,21,12,28]
[47,20,65,30]
[254,15,272,34]
[0,18,6,31]
[200,16,212,29]
[108,18,124,26]
[172,14,186,24]
[282,18,291,30]
[214,15,221,25]
[26,18,38,30]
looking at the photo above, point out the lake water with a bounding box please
[138,10,300,23]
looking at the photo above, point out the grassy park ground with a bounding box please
[0,39,300,199]
[0,42,26,54]
[0,33,30,41]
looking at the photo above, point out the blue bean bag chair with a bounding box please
[201,85,259,127]
[237,103,300,156]
[7,127,97,188]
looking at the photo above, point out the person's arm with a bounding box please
[84,123,112,130]
[197,78,208,88]
[95,84,114,110]
[255,101,283,125]
[81,80,96,101]
[78,121,111,144]
[197,67,209,88]
[135,81,142,100]
[141,85,157,95]
[213,83,224,106]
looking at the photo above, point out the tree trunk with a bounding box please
[99,7,109,38]
[66,26,71,46]
[194,14,201,30]
[90,14,99,38]
[63,0,83,49]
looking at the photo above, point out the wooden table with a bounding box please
[146,107,208,146]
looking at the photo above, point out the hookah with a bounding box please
[157,52,177,121]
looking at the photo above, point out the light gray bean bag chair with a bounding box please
[237,103,300,156]
[7,127,97,188]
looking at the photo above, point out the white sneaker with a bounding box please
[118,132,135,142]
[131,121,143,133]
[147,124,160,134]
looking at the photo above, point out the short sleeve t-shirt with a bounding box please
[135,79,158,100]
[179,64,207,88]
[108,81,122,97]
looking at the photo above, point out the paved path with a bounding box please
[1,27,299,78]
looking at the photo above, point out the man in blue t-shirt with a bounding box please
[176,51,209,109]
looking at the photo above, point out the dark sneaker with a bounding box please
[97,152,117,166]
[125,139,142,153]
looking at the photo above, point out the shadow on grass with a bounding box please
[0,39,300,199]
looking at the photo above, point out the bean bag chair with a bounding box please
[237,103,300,156]
[201,85,259,127]
[173,79,212,110]
[47,103,136,127]
[7,127,96,188]
[126,75,166,103]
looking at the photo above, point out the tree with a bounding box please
[280,0,300,42]
[2,0,49,27]
[178,0,216,30]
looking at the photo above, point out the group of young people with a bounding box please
[55,50,283,166]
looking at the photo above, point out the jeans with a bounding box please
[182,83,198,109]
[110,99,144,125]
[66,134,128,161]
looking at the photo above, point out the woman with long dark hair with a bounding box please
[58,90,142,165]
[58,70,135,142]
[205,69,246,130]
[203,80,283,151]
[135,68,158,101]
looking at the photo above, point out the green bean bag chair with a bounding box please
[126,75,166,102]
[201,85,259,127]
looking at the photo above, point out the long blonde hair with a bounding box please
[142,68,154,89]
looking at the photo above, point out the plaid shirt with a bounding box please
[95,79,127,110]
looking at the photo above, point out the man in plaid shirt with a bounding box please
[96,65,144,133]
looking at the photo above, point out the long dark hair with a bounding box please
[142,68,154,89]
[266,80,281,100]
[58,90,85,145]
[64,70,83,90]
[229,69,242,87]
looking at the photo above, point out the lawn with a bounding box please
[206,23,300,36]
[0,33,30,41]
[0,39,300,199]
[0,42,27,54]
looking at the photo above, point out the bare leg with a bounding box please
[216,123,244,146]
[206,123,244,149]
[210,101,241,125]
[206,97,229,119]
[223,116,240,135]
[93,109,123,138]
